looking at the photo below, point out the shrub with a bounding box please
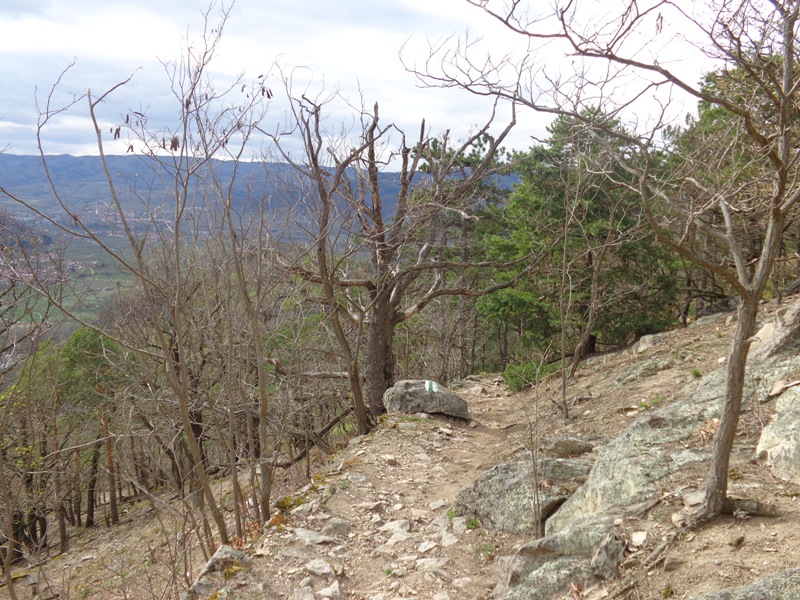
[503,360,560,391]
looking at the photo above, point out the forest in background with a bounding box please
[2,0,800,595]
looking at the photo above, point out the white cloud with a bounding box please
[0,0,562,157]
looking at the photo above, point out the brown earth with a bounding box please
[4,299,800,599]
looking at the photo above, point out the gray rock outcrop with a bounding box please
[690,568,800,599]
[456,455,593,534]
[383,380,469,420]
[545,375,720,535]
[756,385,800,485]
[181,545,253,600]
[493,517,625,600]
[491,302,800,599]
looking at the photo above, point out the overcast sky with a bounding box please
[0,0,715,164]
[0,0,551,160]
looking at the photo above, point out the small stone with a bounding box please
[416,557,449,571]
[379,519,411,533]
[373,544,394,557]
[469,420,478,428]
[321,517,351,537]
[292,502,314,515]
[433,593,452,600]
[671,511,689,527]
[383,454,399,466]
[387,530,414,545]
[427,515,449,533]
[318,580,341,598]
[440,532,459,547]
[295,528,337,546]
[718,356,727,365]
[429,499,448,511]
[682,491,705,508]
[451,517,467,534]
[418,540,438,553]
[305,558,334,576]
[292,587,315,600]
[347,472,367,483]
[630,531,648,547]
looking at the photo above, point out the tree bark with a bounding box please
[695,296,759,521]
[102,415,119,525]
[365,293,396,417]
[85,441,102,528]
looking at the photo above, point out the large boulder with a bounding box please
[545,372,721,534]
[494,516,625,599]
[756,386,800,484]
[547,346,800,535]
[456,455,594,534]
[383,380,469,420]
[181,545,253,600]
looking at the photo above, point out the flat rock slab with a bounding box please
[690,567,800,599]
[383,380,469,420]
[457,456,593,534]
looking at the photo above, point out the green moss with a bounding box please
[275,494,306,512]
[223,565,243,579]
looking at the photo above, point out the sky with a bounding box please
[0,0,546,160]
[0,0,714,163]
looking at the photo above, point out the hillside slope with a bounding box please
[6,299,800,600]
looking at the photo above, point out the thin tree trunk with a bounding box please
[696,297,759,520]
[85,441,102,528]
[102,415,119,525]
[0,430,20,600]
[72,451,82,527]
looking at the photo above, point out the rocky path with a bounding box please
[185,306,800,600]
[198,377,534,600]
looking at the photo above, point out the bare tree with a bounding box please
[0,2,280,546]
[412,0,800,522]
[0,216,61,596]
[266,86,528,430]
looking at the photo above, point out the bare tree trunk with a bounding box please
[102,415,119,525]
[696,296,759,520]
[0,429,20,600]
[365,293,396,416]
[85,441,102,528]
[72,451,83,528]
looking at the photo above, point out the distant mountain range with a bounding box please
[0,154,411,216]
[0,154,515,233]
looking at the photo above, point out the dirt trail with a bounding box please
[247,377,533,599]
